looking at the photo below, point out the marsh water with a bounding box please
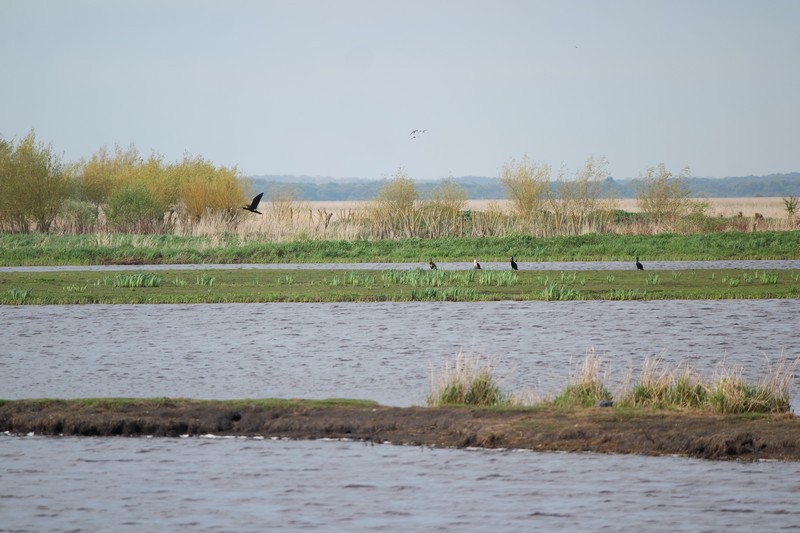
[4,435,800,532]
[2,277,800,531]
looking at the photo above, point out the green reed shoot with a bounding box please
[196,274,215,286]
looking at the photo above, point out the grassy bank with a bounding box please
[2,267,799,304]
[1,231,799,266]
[3,398,799,460]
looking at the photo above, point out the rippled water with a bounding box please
[3,298,800,531]
[3,435,800,532]
[2,300,798,406]
[2,259,800,272]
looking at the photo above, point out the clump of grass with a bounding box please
[330,272,376,286]
[645,272,661,285]
[540,284,581,301]
[671,271,682,280]
[551,349,612,407]
[196,274,215,286]
[427,352,508,407]
[560,271,577,283]
[708,359,795,414]
[171,277,187,287]
[478,271,518,286]
[757,271,779,284]
[618,356,797,414]
[101,273,162,288]
[606,273,615,283]
[383,269,445,286]
[7,287,32,300]
[618,357,707,410]
[607,288,646,300]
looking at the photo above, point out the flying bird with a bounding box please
[636,257,644,271]
[243,192,264,215]
[473,258,482,270]
[409,129,428,140]
[510,256,518,270]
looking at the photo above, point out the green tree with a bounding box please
[499,155,551,219]
[0,130,69,232]
[633,163,693,224]
[74,144,141,207]
[105,184,164,233]
[553,155,616,234]
[371,169,419,237]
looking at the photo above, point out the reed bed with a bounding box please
[428,350,798,414]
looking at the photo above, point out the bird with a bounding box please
[636,257,644,271]
[473,258,482,270]
[510,256,518,270]
[409,129,428,140]
[243,192,264,214]
[428,258,437,270]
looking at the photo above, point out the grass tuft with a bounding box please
[427,352,509,407]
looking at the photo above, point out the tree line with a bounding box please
[1,131,247,233]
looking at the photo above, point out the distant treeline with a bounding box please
[249,173,800,201]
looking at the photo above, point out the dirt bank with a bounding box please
[2,400,799,461]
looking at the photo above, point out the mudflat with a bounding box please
[2,400,799,461]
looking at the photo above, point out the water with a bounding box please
[1,300,798,406]
[2,435,800,532]
[3,299,800,531]
[2,259,800,272]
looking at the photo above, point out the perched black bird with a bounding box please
[636,257,644,271]
[510,256,518,270]
[243,192,264,214]
[473,258,482,270]
[429,258,437,270]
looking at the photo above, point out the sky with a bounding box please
[2,0,799,181]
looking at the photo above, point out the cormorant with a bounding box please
[510,256,518,270]
[243,192,264,215]
[636,257,644,270]
[429,259,437,270]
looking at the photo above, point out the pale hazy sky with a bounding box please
[2,0,798,180]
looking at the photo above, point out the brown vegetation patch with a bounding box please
[3,400,800,461]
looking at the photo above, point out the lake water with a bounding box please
[2,296,800,531]
[3,435,800,531]
[1,300,798,406]
[2,259,800,272]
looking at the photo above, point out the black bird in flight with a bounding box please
[636,257,644,270]
[243,192,264,215]
[510,256,518,270]
[409,129,428,139]
[429,258,437,270]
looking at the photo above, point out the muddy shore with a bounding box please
[2,400,799,461]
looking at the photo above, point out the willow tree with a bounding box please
[0,130,69,233]
[499,155,551,220]
[553,155,617,234]
[371,169,419,237]
[633,163,693,224]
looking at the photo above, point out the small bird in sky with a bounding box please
[409,129,428,140]
[243,192,264,214]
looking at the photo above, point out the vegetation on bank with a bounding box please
[2,266,799,304]
[2,132,797,239]
[427,352,798,415]
[1,231,799,267]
